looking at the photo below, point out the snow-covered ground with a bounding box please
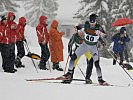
[0,26,133,100]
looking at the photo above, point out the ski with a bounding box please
[26,77,69,81]
[26,77,88,82]
[26,77,130,87]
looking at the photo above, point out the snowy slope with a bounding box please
[0,26,133,100]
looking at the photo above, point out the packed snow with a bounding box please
[0,26,133,100]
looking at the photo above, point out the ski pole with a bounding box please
[77,64,86,78]
[24,41,38,73]
[107,49,133,81]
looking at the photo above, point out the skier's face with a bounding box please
[22,22,26,27]
[90,21,96,27]
[10,16,15,21]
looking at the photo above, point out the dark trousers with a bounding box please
[16,41,25,58]
[86,57,93,79]
[1,43,15,71]
[39,43,50,67]
[113,51,123,65]
[124,48,129,63]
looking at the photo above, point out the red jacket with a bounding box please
[5,12,17,44]
[16,17,26,41]
[0,21,8,44]
[0,24,4,42]
[36,16,49,43]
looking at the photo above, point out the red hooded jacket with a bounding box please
[16,17,26,41]
[0,20,8,44]
[5,12,17,44]
[36,16,49,43]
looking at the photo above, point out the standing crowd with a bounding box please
[0,12,64,73]
[0,12,131,85]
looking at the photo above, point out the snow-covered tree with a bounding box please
[23,0,58,27]
[0,0,19,15]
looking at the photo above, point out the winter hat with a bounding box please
[1,15,7,21]
[76,24,84,30]
[120,27,126,34]
[89,14,98,23]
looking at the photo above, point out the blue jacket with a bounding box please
[112,33,130,53]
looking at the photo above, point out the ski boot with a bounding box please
[53,62,63,71]
[15,57,25,68]
[38,63,48,70]
[85,78,93,84]
[61,72,73,84]
[98,77,109,86]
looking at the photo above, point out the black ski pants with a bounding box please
[1,43,15,71]
[39,43,50,67]
[16,41,25,58]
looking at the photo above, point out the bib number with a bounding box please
[85,34,99,42]
[86,35,94,42]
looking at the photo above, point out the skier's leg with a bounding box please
[68,43,90,72]
[113,52,117,65]
[74,56,81,68]
[63,43,90,83]
[119,52,123,65]
[89,45,107,84]
[85,57,93,84]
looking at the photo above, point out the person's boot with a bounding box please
[15,57,25,68]
[61,71,73,84]
[53,62,63,71]
[38,62,48,70]
[98,76,109,86]
[4,68,17,73]
[85,78,93,84]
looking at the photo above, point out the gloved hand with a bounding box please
[42,40,46,45]
[118,40,123,44]
[102,41,106,47]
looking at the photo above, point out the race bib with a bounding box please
[85,34,99,42]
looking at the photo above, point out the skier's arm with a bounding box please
[124,34,130,42]
[36,26,44,42]
[68,34,75,56]
[99,37,106,46]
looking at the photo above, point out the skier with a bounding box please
[36,16,50,70]
[68,24,93,84]
[112,27,130,68]
[49,20,64,71]
[62,14,108,85]
[15,17,27,68]
[0,12,17,73]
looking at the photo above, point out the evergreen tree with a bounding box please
[0,0,19,15]
[23,0,58,27]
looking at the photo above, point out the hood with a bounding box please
[39,16,47,24]
[51,20,58,29]
[7,12,15,21]
[19,17,26,25]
